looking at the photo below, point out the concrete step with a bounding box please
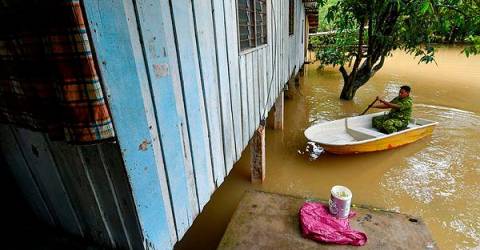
[218,190,437,250]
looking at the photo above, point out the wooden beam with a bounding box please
[250,125,265,183]
[274,92,284,130]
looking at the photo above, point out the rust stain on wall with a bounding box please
[138,140,151,151]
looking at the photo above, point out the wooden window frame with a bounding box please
[237,0,268,52]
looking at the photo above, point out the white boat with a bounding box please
[304,112,438,154]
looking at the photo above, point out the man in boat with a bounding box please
[372,85,413,134]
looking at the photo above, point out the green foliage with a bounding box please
[464,35,480,56]
[314,0,480,70]
[312,0,480,99]
[316,0,339,31]
[431,0,480,43]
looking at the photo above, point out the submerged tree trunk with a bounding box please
[338,53,386,100]
[340,79,360,100]
[339,66,375,100]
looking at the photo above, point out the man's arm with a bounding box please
[372,102,389,109]
[372,96,400,109]
[375,97,401,109]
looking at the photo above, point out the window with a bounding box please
[237,0,267,51]
[289,0,294,35]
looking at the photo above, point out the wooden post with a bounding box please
[274,92,284,130]
[250,125,265,183]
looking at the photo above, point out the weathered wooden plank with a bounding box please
[239,55,249,149]
[258,49,264,122]
[257,48,266,126]
[265,0,274,112]
[262,48,268,119]
[284,0,288,84]
[297,1,300,68]
[79,145,133,248]
[156,0,205,240]
[170,0,220,222]
[246,53,254,139]
[13,128,83,236]
[137,0,192,242]
[285,0,290,74]
[192,0,226,188]
[136,0,203,240]
[276,0,282,102]
[223,0,243,160]
[282,0,287,86]
[300,5,303,65]
[285,0,289,83]
[297,0,302,71]
[47,141,116,246]
[274,0,279,103]
[301,4,306,66]
[274,0,279,98]
[0,125,54,226]
[83,0,175,247]
[212,0,235,174]
[97,143,145,250]
[252,51,259,129]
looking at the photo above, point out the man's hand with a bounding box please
[373,96,399,109]
[377,97,401,109]
[372,96,389,109]
[376,96,386,103]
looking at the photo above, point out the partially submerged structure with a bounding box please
[0,0,318,249]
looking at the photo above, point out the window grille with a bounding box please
[237,0,267,51]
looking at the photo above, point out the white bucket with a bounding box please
[328,185,352,219]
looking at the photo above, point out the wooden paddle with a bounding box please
[360,97,379,115]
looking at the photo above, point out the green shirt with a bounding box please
[388,96,413,123]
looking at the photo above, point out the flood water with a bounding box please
[175,46,480,250]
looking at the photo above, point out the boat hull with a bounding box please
[320,125,436,154]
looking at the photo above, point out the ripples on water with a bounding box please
[301,50,480,248]
[177,48,480,250]
[304,105,480,248]
[381,105,480,248]
[303,141,325,160]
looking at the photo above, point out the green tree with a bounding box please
[315,0,480,100]
[433,0,480,50]
[434,0,480,56]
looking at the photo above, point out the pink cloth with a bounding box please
[299,202,367,246]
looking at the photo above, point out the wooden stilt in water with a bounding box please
[274,92,284,130]
[250,125,265,183]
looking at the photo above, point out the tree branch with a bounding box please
[339,65,349,81]
[347,51,368,58]
[350,16,368,81]
[367,0,373,68]
[372,55,386,72]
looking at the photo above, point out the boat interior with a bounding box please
[345,116,431,141]
[304,112,437,145]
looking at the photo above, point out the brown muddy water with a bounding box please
[175,46,480,250]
